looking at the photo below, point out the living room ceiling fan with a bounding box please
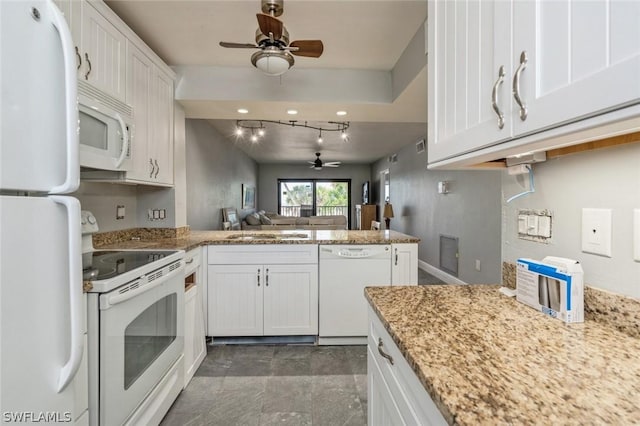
[219,0,324,76]
[309,153,340,170]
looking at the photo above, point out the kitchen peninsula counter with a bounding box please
[94,229,419,251]
[365,285,640,425]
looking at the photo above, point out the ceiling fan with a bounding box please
[219,0,324,76]
[309,153,340,170]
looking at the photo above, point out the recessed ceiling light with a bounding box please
[336,111,347,116]
[237,108,249,114]
[287,109,298,115]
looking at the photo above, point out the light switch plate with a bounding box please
[581,208,612,257]
[634,209,640,262]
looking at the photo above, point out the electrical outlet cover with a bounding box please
[581,208,612,257]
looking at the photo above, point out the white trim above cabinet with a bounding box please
[428,0,640,168]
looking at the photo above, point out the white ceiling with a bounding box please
[105,0,428,164]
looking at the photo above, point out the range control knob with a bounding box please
[87,215,96,225]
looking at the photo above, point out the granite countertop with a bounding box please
[94,229,420,251]
[365,285,640,425]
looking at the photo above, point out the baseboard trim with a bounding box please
[418,260,468,285]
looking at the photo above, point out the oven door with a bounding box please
[99,269,184,426]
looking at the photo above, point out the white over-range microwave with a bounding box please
[79,81,133,171]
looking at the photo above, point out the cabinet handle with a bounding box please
[149,159,155,178]
[491,65,506,129]
[154,159,160,178]
[257,268,261,287]
[84,53,91,80]
[395,248,398,266]
[377,338,394,365]
[185,258,194,264]
[75,46,81,70]
[266,268,269,286]
[512,51,528,121]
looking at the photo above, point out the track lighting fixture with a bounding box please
[234,119,349,143]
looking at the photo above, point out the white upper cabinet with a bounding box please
[428,0,640,167]
[429,0,512,162]
[511,0,640,135]
[80,2,126,101]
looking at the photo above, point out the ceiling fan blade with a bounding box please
[289,40,324,58]
[256,13,283,40]
[219,41,259,49]
[324,163,340,167]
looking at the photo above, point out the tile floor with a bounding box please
[161,345,368,426]
[418,269,444,285]
[162,269,443,425]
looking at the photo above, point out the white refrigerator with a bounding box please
[1,0,88,424]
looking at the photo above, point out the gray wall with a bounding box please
[372,141,503,284]
[502,142,640,298]
[185,119,258,230]
[257,164,371,229]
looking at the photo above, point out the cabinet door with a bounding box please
[428,0,512,164]
[511,0,640,137]
[184,286,206,387]
[150,69,175,185]
[367,348,405,426]
[391,244,418,285]
[80,2,126,101]
[263,264,318,336]
[208,265,263,336]
[126,42,153,182]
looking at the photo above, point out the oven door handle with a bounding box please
[50,195,84,393]
[102,262,183,308]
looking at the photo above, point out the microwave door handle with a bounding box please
[114,113,129,169]
[48,0,79,195]
[50,196,84,393]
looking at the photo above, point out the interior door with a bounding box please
[0,196,85,419]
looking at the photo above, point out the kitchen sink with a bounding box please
[226,233,309,240]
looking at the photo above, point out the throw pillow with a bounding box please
[258,213,272,225]
[245,213,261,225]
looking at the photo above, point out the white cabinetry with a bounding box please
[55,0,126,101]
[183,248,206,388]
[428,0,640,168]
[368,306,447,426]
[80,1,126,101]
[126,42,174,186]
[391,244,418,285]
[207,245,319,337]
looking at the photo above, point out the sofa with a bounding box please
[242,211,347,230]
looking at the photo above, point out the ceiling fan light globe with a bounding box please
[251,49,294,76]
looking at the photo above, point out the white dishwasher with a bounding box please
[319,244,391,344]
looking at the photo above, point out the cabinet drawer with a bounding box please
[208,244,318,265]
[368,306,447,425]
[184,247,201,275]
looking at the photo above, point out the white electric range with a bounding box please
[82,211,185,426]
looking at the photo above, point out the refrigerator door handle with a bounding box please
[48,0,79,195]
[50,196,84,393]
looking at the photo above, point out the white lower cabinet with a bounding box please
[391,243,418,285]
[207,245,318,337]
[368,306,447,426]
[183,248,206,387]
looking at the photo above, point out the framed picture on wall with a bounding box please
[242,184,256,209]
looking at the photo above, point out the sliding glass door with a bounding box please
[278,179,351,224]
